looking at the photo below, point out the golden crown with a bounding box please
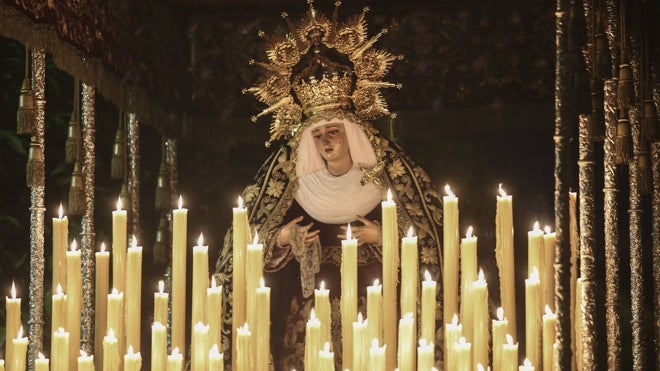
[243,0,402,145]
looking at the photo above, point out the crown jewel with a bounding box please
[245,1,402,145]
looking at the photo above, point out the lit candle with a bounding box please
[397,312,415,371]
[421,271,437,344]
[207,276,223,352]
[400,226,418,321]
[154,280,169,326]
[444,314,463,371]
[417,339,434,371]
[305,309,321,370]
[192,233,209,332]
[314,281,331,346]
[255,278,271,371]
[369,339,386,371]
[167,348,183,371]
[341,223,358,371]
[232,196,249,370]
[52,203,68,295]
[208,344,224,370]
[527,221,543,278]
[492,307,508,371]
[352,313,367,371]
[0,360,4,371]
[123,346,142,371]
[454,336,472,371]
[496,184,517,340]
[12,326,28,371]
[172,195,188,356]
[443,184,460,326]
[319,341,335,371]
[519,358,535,371]
[367,279,383,345]
[106,289,124,363]
[542,305,558,371]
[52,283,67,340]
[125,236,143,352]
[246,231,263,343]
[192,321,209,371]
[381,188,399,370]
[66,239,82,370]
[525,267,541,369]
[542,226,556,311]
[52,328,70,371]
[6,281,21,366]
[95,242,109,370]
[472,269,489,370]
[460,226,477,342]
[77,350,94,371]
[112,197,127,292]
[35,353,49,371]
[151,322,167,371]
[236,323,252,370]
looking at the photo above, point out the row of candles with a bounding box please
[2,184,568,370]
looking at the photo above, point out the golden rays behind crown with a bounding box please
[243,0,402,146]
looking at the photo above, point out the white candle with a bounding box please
[112,197,127,292]
[381,189,398,371]
[443,184,460,326]
[525,268,541,369]
[167,348,183,371]
[369,339,386,371]
[52,284,67,338]
[66,239,82,370]
[496,184,517,340]
[444,314,462,371]
[305,309,321,371]
[123,346,142,371]
[397,312,415,371]
[172,196,188,356]
[232,197,249,371]
[102,330,118,371]
[319,341,335,371]
[421,271,437,344]
[125,236,143,352]
[454,336,471,371]
[314,281,332,346]
[352,312,367,371]
[52,328,70,371]
[542,305,558,371]
[35,353,49,371]
[106,289,124,362]
[460,226,477,342]
[472,269,489,370]
[255,278,271,371]
[95,242,110,370]
[236,323,252,370]
[12,326,28,371]
[492,307,508,371]
[208,344,224,370]
[154,280,169,326]
[6,282,21,367]
[417,339,434,371]
[52,204,68,295]
[207,276,223,353]
[77,350,94,371]
[152,322,167,371]
[191,233,209,332]
[341,223,358,371]
[542,226,556,311]
[367,279,383,345]
[527,222,543,278]
[192,322,209,371]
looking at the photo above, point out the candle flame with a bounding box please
[451,313,459,326]
[71,239,77,252]
[530,267,540,281]
[100,242,106,253]
[498,183,507,197]
[310,308,316,320]
[373,278,380,287]
[545,305,554,316]
[506,333,514,345]
[158,280,165,293]
[419,339,428,347]
[111,287,119,295]
[357,312,364,323]
[319,281,326,290]
[210,344,220,355]
[458,336,466,345]
[477,364,485,371]
[172,347,180,356]
[128,345,134,355]
[407,226,414,238]
[58,203,64,218]
[533,221,540,231]
[346,223,352,240]
[523,358,532,367]
[237,196,244,208]
[198,232,204,246]
[17,326,24,339]
[58,327,66,333]
[117,197,122,211]
[371,338,379,349]
[56,283,63,295]
[80,350,88,357]
[11,281,16,299]
[211,276,217,289]
[444,184,455,197]
[466,226,474,238]
[478,268,485,281]
[38,352,45,360]
[404,312,414,320]
[497,307,504,321]
[424,270,432,282]
[259,276,265,288]
[386,188,392,202]
[252,231,259,245]
[323,341,331,352]
[131,235,138,248]
[544,225,552,234]
[178,195,183,209]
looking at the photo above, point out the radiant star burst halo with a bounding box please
[243,1,403,146]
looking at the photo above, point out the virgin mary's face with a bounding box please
[311,121,351,164]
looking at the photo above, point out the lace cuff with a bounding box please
[289,224,321,298]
